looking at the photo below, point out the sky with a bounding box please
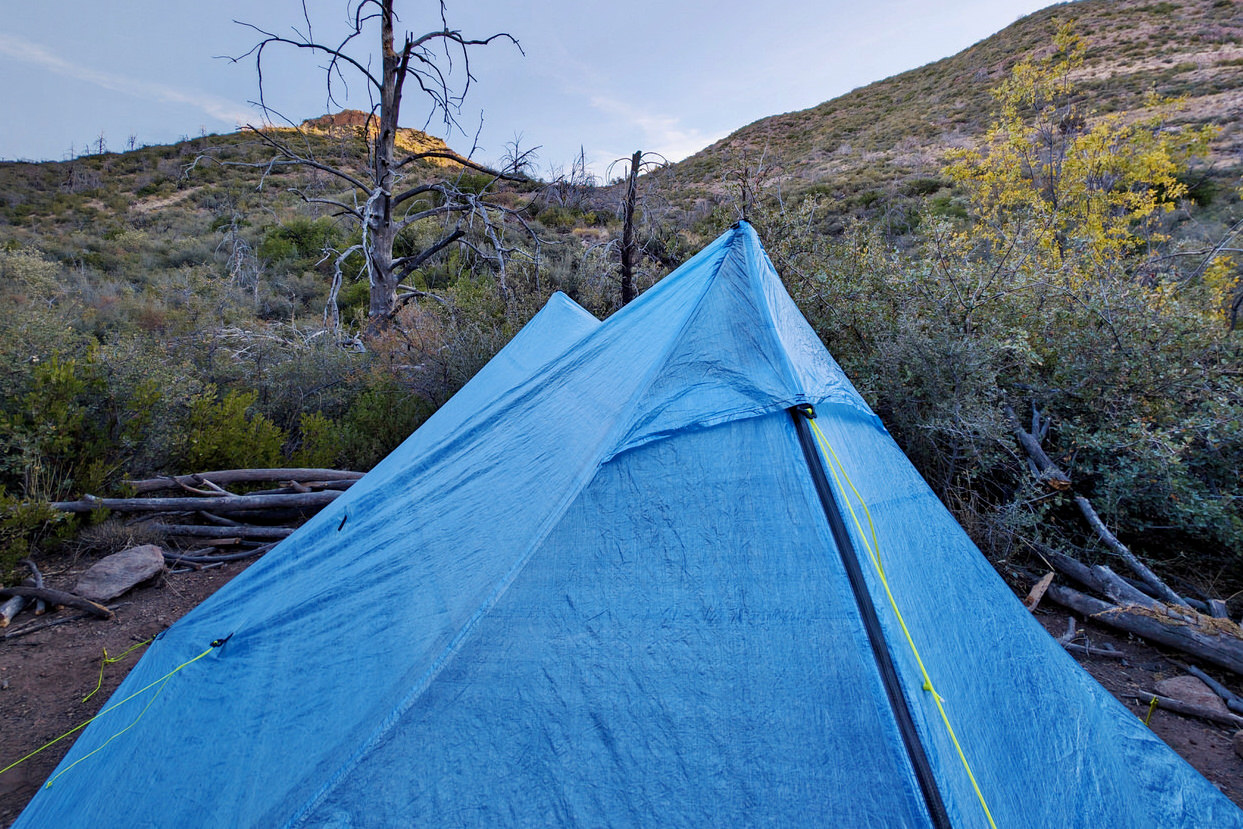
[0,0,1062,177]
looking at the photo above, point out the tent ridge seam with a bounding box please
[745,232,808,400]
[283,458,617,829]
[593,231,737,463]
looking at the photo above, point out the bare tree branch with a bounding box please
[220,0,529,333]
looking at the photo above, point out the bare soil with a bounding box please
[1032,610,1243,806]
[0,559,250,827]
[0,563,1240,825]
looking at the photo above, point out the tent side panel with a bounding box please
[304,414,930,827]
[809,404,1243,829]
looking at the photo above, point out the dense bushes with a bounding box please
[763,31,1242,589]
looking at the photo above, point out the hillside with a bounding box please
[0,2,1241,818]
[0,0,1238,594]
[654,0,1242,222]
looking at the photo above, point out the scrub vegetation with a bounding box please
[0,0,1240,609]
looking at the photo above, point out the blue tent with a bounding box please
[15,222,1242,827]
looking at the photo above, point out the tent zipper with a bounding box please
[790,406,952,829]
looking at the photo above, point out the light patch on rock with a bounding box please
[73,544,165,602]
[1154,675,1231,718]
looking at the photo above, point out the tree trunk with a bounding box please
[367,0,402,324]
[620,150,641,306]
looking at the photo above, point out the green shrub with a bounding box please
[291,411,341,469]
[0,353,127,499]
[0,493,72,585]
[336,380,431,470]
[179,388,286,471]
[259,217,342,264]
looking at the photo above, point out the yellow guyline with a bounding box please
[808,417,997,829]
[83,638,154,703]
[0,643,216,785]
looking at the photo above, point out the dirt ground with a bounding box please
[0,559,249,827]
[0,561,1240,825]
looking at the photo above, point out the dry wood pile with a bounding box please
[2,468,360,638]
[1005,404,1243,721]
[52,467,362,567]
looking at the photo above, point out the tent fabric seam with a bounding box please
[283,251,733,823]
[745,230,808,402]
[592,233,734,463]
[283,448,617,828]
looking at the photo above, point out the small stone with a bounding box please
[73,544,165,602]
[1154,675,1230,717]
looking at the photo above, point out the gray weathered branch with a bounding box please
[127,469,362,494]
[1042,581,1243,676]
[0,587,113,620]
[51,491,341,514]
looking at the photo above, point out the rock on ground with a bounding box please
[1154,675,1231,717]
[73,545,165,602]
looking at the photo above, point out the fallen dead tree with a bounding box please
[1004,403,1243,677]
[0,587,113,620]
[1043,581,1243,676]
[1121,690,1243,729]
[126,468,363,494]
[145,524,295,540]
[165,544,277,567]
[51,490,341,514]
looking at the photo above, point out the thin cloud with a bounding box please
[589,95,724,166]
[0,32,253,127]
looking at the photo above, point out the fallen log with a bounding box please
[209,508,315,524]
[1063,641,1126,659]
[1124,690,1243,729]
[2,602,131,641]
[198,511,242,527]
[165,545,275,565]
[248,480,356,495]
[1092,564,1166,612]
[0,587,113,620]
[155,524,294,540]
[1073,494,1191,610]
[0,562,44,626]
[1044,582,1243,676]
[50,490,341,515]
[127,468,363,494]
[0,594,26,627]
[21,558,46,615]
[1029,543,1107,593]
[3,611,86,639]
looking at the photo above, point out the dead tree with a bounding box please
[607,151,665,306]
[230,0,534,332]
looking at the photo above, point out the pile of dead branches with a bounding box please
[1005,404,1243,680]
[49,467,362,571]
